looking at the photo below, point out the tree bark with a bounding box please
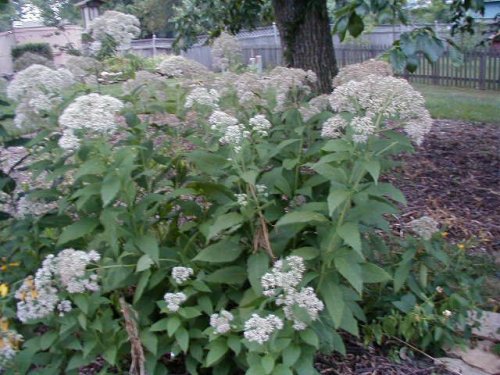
[272,0,338,93]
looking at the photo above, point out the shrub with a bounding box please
[13,52,55,72]
[211,32,243,72]
[0,62,485,374]
[11,43,53,61]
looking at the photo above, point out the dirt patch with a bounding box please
[389,120,500,254]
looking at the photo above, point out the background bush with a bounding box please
[13,52,55,72]
[11,42,54,61]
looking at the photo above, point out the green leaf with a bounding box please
[101,174,121,207]
[347,13,364,37]
[282,344,301,366]
[335,255,363,294]
[363,160,380,183]
[57,218,99,246]
[394,262,411,292]
[299,329,319,348]
[227,335,241,355]
[73,294,89,315]
[141,330,158,355]
[103,346,118,365]
[175,326,189,352]
[322,139,352,152]
[150,318,169,332]
[261,355,275,374]
[136,254,154,272]
[291,247,320,260]
[66,354,89,371]
[362,263,392,283]
[207,212,244,240]
[205,266,246,284]
[135,234,159,262]
[390,49,407,74]
[133,270,151,304]
[327,189,350,216]
[194,237,243,263]
[167,316,181,336]
[337,222,362,254]
[40,332,58,350]
[320,279,345,328]
[247,252,269,294]
[393,294,417,313]
[276,211,328,226]
[206,340,228,367]
[272,365,294,375]
[340,307,359,336]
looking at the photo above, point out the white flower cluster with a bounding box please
[249,115,271,137]
[57,300,72,317]
[87,10,140,48]
[157,55,210,79]
[208,110,248,152]
[211,32,242,72]
[261,255,306,296]
[7,64,74,131]
[123,71,168,105]
[58,93,124,151]
[321,115,347,139]
[164,292,187,312]
[267,67,317,111]
[15,249,100,322]
[261,256,324,330]
[0,323,22,370]
[332,59,393,87]
[299,94,331,122]
[408,216,439,240]
[233,72,266,107]
[235,193,248,207]
[277,287,324,330]
[328,75,432,145]
[65,56,102,84]
[171,267,194,284]
[210,310,234,334]
[185,87,220,109]
[243,314,283,344]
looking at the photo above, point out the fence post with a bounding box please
[152,34,157,58]
[478,52,486,90]
[272,22,279,47]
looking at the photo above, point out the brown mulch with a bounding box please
[388,119,500,254]
[315,335,455,375]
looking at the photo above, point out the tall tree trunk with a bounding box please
[272,0,338,93]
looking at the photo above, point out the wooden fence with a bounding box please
[242,45,500,90]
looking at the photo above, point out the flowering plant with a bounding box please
[0,60,485,374]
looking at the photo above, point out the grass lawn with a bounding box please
[413,84,500,124]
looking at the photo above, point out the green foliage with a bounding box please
[11,42,54,61]
[0,66,486,374]
[13,52,55,72]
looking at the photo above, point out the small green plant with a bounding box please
[11,43,54,61]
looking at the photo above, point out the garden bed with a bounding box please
[389,119,500,254]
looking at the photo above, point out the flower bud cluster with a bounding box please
[328,75,432,145]
[7,64,74,132]
[321,115,347,139]
[15,249,100,322]
[408,216,439,240]
[164,292,187,312]
[243,314,283,344]
[58,93,124,151]
[171,267,194,284]
[185,87,220,109]
[261,256,324,331]
[249,115,271,137]
[210,310,234,334]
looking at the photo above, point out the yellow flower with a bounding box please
[457,244,465,250]
[0,265,7,272]
[0,283,9,297]
[441,232,448,238]
[9,262,20,268]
